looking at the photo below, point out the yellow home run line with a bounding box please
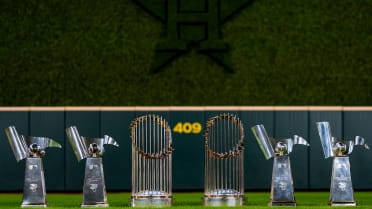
[0,106,371,111]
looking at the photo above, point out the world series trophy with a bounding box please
[130,115,173,207]
[5,126,62,207]
[251,124,309,206]
[317,121,369,206]
[65,126,119,208]
[204,113,245,206]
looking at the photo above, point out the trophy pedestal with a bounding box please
[269,156,296,207]
[131,191,172,207]
[81,203,109,208]
[329,157,356,206]
[203,196,245,206]
[82,158,108,208]
[22,158,47,208]
[269,202,296,207]
[131,195,172,207]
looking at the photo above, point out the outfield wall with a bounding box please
[0,106,371,191]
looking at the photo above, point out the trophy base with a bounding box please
[21,203,47,208]
[22,158,47,208]
[269,201,296,206]
[329,157,356,206]
[330,202,356,207]
[82,158,108,208]
[270,156,296,206]
[81,203,109,208]
[131,197,172,207]
[203,196,245,206]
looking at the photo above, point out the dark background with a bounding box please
[0,0,371,106]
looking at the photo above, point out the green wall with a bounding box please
[1,109,372,191]
[0,0,371,106]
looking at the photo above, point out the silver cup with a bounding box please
[203,113,245,206]
[66,126,119,208]
[317,121,369,206]
[5,126,62,208]
[130,115,173,207]
[252,124,309,206]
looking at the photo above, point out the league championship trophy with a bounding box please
[204,113,245,206]
[66,126,119,208]
[251,124,309,206]
[317,121,369,206]
[5,126,62,207]
[130,115,173,207]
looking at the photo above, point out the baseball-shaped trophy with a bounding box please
[203,113,245,206]
[130,115,173,207]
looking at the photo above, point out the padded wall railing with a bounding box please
[0,106,371,191]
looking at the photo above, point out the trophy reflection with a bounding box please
[252,124,309,206]
[66,126,119,207]
[317,121,369,206]
[5,126,62,207]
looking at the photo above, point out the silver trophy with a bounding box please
[5,126,62,208]
[130,115,173,207]
[203,114,245,206]
[317,121,369,206]
[252,124,309,206]
[66,126,119,208]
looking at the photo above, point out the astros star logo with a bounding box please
[134,0,254,73]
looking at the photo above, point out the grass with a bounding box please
[1,192,372,208]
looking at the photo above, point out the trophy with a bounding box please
[251,124,309,206]
[130,115,173,207]
[66,126,119,208]
[5,126,62,207]
[317,121,369,206]
[203,113,245,206]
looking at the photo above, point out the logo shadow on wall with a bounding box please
[134,0,255,73]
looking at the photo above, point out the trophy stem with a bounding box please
[330,156,356,206]
[269,156,296,206]
[82,158,108,208]
[22,158,47,208]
